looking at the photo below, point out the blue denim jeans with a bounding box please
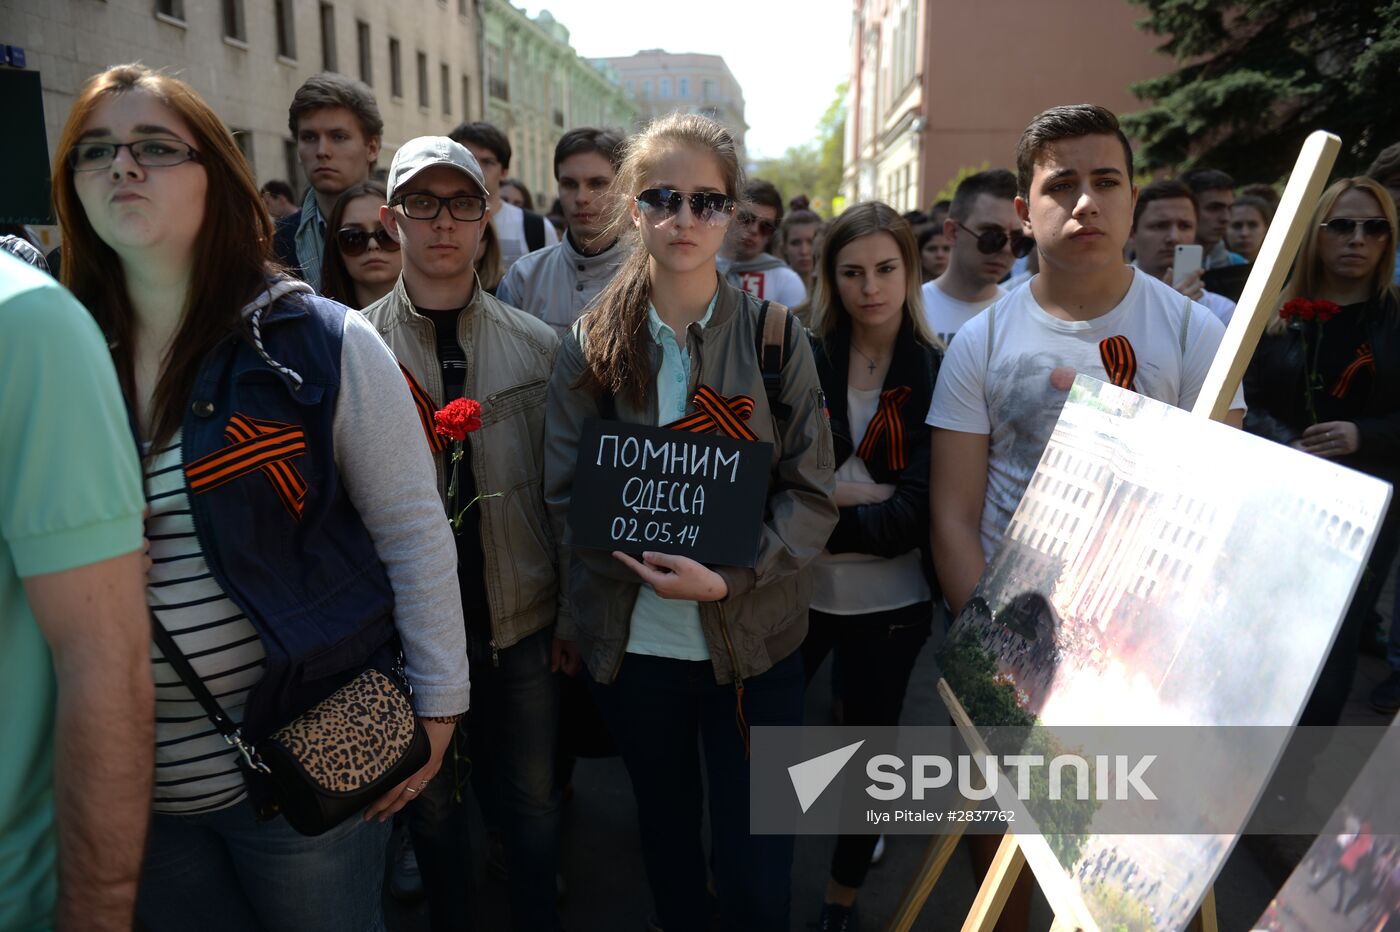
[408,625,562,931]
[136,798,391,932]
[587,649,805,932]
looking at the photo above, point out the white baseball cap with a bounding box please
[385,136,487,202]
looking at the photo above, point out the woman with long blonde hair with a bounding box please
[1245,176,1400,722]
[804,202,941,929]
[543,112,836,931]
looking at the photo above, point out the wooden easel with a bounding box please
[888,129,1342,932]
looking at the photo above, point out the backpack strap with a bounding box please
[754,299,793,421]
[523,210,546,253]
[1179,293,1194,355]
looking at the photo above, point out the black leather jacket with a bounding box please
[1243,294,1400,487]
[810,318,940,583]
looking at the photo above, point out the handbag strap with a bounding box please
[150,615,270,774]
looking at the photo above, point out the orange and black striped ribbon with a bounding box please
[187,414,308,518]
[664,385,758,442]
[856,386,912,471]
[400,365,447,453]
[1098,336,1138,391]
[1330,344,1375,399]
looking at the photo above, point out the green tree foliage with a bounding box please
[752,82,846,217]
[1122,0,1400,181]
[1082,881,1156,931]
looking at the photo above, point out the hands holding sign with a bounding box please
[613,551,729,602]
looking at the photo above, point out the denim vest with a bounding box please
[179,285,396,745]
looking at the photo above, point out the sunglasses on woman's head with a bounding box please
[1320,217,1393,239]
[635,188,735,227]
[956,222,1035,258]
[336,226,400,256]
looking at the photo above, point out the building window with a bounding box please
[441,63,451,115]
[461,75,471,118]
[678,77,688,98]
[222,0,245,41]
[319,4,337,71]
[283,138,300,197]
[659,77,670,98]
[487,43,508,100]
[417,52,428,108]
[155,0,185,21]
[625,80,633,95]
[274,0,296,59]
[641,79,652,99]
[356,20,371,85]
[458,0,468,13]
[231,128,254,170]
[702,79,714,100]
[389,38,403,98]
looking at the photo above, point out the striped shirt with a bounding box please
[146,432,265,814]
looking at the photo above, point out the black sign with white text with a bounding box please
[567,418,772,567]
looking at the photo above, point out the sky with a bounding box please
[519,0,850,160]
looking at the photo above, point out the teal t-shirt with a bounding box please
[0,252,145,930]
[625,296,717,661]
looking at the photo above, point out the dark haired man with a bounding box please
[1181,168,1246,270]
[719,178,807,306]
[927,103,1244,932]
[274,73,383,290]
[447,121,558,271]
[922,169,1023,345]
[1130,180,1237,325]
[497,128,629,331]
[259,179,298,220]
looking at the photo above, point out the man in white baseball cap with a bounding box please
[362,136,566,931]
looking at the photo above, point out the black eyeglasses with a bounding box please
[1320,217,1393,239]
[635,188,735,227]
[394,193,487,222]
[336,226,400,257]
[68,138,199,172]
[737,211,778,238]
[957,222,1034,258]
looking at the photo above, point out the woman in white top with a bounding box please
[804,201,943,931]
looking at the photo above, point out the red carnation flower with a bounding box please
[1312,299,1342,323]
[1280,298,1314,322]
[434,398,483,442]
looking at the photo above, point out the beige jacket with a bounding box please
[543,280,837,686]
[362,276,560,651]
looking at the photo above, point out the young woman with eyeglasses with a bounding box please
[54,64,469,931]
[319,180,401,309]
[1245,176,1400,725]
[802,203,941,931]
[543,112,836,932]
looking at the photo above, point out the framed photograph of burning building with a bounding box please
[940,374,1392,931]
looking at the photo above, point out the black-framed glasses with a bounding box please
[635,188,735,227]
[737,211,778,237]
[394,193,487,222]
[336,226,400,257]
[1320,217,1393,239]
[957,222,1034,258]
[68,138,199,172]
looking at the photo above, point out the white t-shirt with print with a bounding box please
[492,200,559,273]
[921,279,1005,346]
[926,268,1242,560]
[736,265,807,307]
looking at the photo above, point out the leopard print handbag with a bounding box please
[261,667,431,836]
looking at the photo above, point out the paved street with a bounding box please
[388,568,1396,931]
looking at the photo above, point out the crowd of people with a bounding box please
[2,61,1398,932]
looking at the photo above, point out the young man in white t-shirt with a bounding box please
[928,104,1245,613]
[447,121,558,272]
[926,102,1246,931]
[921,169,1031,345]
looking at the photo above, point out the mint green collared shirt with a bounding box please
[625,294,718,661]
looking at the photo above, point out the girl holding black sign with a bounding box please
[803,202,941,930]
[543,112,837,932]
